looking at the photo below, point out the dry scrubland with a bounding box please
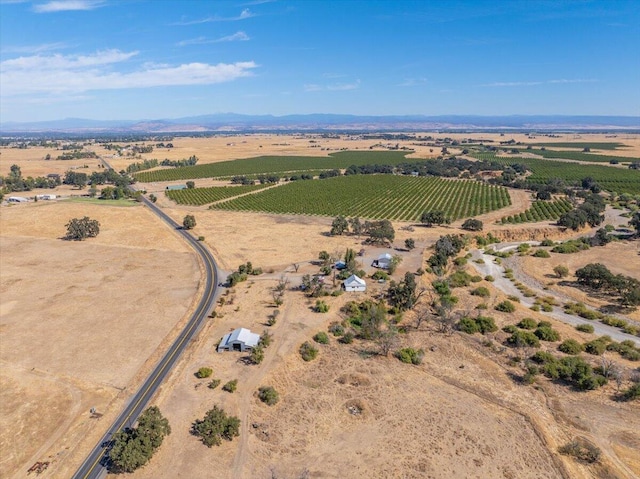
[1,133,640,479]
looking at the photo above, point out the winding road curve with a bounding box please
[71,196,219,479]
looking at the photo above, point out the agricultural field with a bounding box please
[500,199,573,224]
[527,148,639,164]
[470,153,640,194]
[166,184,271,206]
[211,175,510,221]
[527,142,627,150]
[133,151,413,182]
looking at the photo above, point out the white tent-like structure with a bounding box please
[217,328,260,353]
[372,253,392,269]
[343,274,366,292]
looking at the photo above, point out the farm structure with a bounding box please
[36,194,57,200]
[372,253,393,269]
[343,274,366,292]
[217,328,260,353]
[7,196,28,203]
[166,184,187,191]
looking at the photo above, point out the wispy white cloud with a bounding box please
[177,31,250,47]
[242,0,275,5]
[1,42,68,54]
[482,78,598,87]
[1,49,258,96]
[398,77,428,87]
[304,79,360,92]
[32,0,106,13]
[173,8,255,26]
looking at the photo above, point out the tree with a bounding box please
[630,211,640,235]
[387,254,403,274]
[344,248,357,272]
[258,386,279,405]
[376,327,399,356]
[65,216,100,241]
[420,210,449,227]
[108,406,170,473]
[186,181,195,189]
[191,406,240,447]
[553,265,569,279]
[330,215,349,235]
[364,219,395,245]
[149,194,157,203]
[461,218,483,231]
[183,214,196,230]
[405,238,415,250]
[349,217,363,237]
[387,272,421,311]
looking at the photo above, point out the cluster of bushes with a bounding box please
[126,158,159,173]
[564,302,639,336]
[191,405,240,447]
[557,193,605,231]
[249,331,273,365]
[227,262,263,287]
[530,352,607,390]
[458,316,498,335]
[258,386,279,406]
[551,238,591,254]
[582,336,640,360]
[558,439,602,463]
[395,347,425,365]
[427,234,466,275]
[300,342,319,362]
[160,155,198,167]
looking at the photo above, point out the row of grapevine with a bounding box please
[210,175,511,222]
[166,184,270,206]
[470,153,640,194]
[134,151,413,182]
[500,199,573,224]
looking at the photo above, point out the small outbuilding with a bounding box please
[372,253,392,269]
[166,184,187,191]
[7,196,28,203]
[343,274,366,292]
[217,327,260,353]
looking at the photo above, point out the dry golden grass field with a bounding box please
[1,133,639,479]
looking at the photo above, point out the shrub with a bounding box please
[507,331,540,348]
[314,300,329,313]
[300,341,319,361]
[502,324,518,333]
[258,386,279,406]
[395,347,425,365]
[507,295,521,303]
[222,379,238,393]
[432,280,451,296]
[584,339,607,355]
[371,270,389,281]
[449,271,473,288]
[576,323,594,333]
[471,286,490,298]
[559,339,584,355]
[196,367,213,379]
[559,439,602,464]
[553,265,570,278]
[476,302,488,310]
[313,331,330,344]
[495,300,516,313]
[533,249,551,258]
[329,322,345,336]
[535,326,561,342]
[453,256,467,266]
[540,239,555,246]
[340,332,354,344]
[250,345,264,364]
[462,218,483,231]
[531,351,556,364]
[484,275,495,282]
[208,379,221,389]
[458,317,479,334]
[517,318,537,329]
[618,383,640,401]
[259,330,273,348]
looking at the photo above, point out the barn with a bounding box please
[372,253,392,269]
[343,274,366,292]
[217,328,260,353]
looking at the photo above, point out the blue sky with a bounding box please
[1,0,639,122]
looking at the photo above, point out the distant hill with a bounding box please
[1,114,638,134]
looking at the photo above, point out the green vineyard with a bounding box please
[166,184,271,206]
[500,199,573,224]
[134,151,414,182]
[470,153,640,194]
[210,175,511,221]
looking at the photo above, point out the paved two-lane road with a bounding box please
[71,196,219,479]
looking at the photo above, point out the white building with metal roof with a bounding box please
[217,327,260,353]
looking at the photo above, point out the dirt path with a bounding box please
[469,244,639,346]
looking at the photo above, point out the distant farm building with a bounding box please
[372,253,393,269]
[47,173,61,181]
[217,328,260,353]
[343,274,366,292]
[7,196,28,203]
[36,194,56,200]
[334,260,347,270]
[166,184,187,191]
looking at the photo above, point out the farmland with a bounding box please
[527,142,627,150]
[469,152,640,194]
[500,199,573,224]
[166,184,271,206]
[134,151,414,182]
[528,148,639,163]
[211,175,510,221]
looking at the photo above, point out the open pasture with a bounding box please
[211,175,510,221]
[134,151,413,182]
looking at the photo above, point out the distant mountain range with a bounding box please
[1,114,639,134]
